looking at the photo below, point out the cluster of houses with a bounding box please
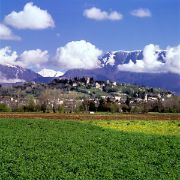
[0,77,174,112]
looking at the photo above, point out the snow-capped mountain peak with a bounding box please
[0,64,41,83]
[99,49,167,67]
[38,68,64,77]
[4,63,18,68]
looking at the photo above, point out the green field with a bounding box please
[0,119,179,179]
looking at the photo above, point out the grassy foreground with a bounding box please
[0,119,179,179]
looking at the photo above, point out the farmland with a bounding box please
[0,112,180,120]
[0,115,180,179]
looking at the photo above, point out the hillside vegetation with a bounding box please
[1,77,179,113]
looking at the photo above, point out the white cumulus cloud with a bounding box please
[164,45,180,74]
[4,2,55,29]
[118,44,163,72]
[55,40,103,69]
[84,7,123,21]
[0,47,19,66]
[0,23,21,40]
[0,47,49,70]
[118,44,180,75]
[130,8,151,18]
[19,49,49,69]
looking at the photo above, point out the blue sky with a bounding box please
[0,0,179,53]
[0,0,179,73]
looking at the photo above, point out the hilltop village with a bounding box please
[0,77,179,113]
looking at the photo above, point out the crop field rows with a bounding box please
[0,112,180,121]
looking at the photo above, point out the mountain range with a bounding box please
[0,64,41,83]
[0,50,180,93]
[63,50,180,93]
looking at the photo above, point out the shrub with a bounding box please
[110,103,120,113]
[0,104,11,112]
[58,105,65,113]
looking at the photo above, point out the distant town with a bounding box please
[0,77,179,113]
